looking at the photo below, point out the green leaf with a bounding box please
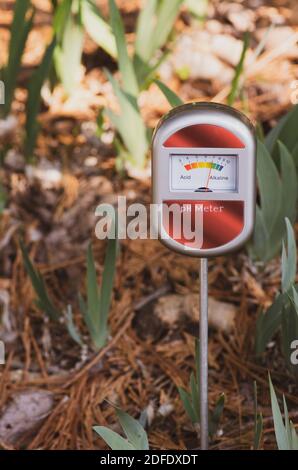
[93,426,135,450]
[227,32,250,106]
[87,243,100,326]
[25,37,56,159]
[135,50,170,90]
[83,219,118,350]
[255,293,286,354]
[133,0,183,87]
[256,122,265,142]
[269,375,298,449]
[116,409,149,450]
[135,0,182,70]
[266,105,298,157]
[20,240,61,321]
[254,413,263,450]
[98,216,118,344]
[81,0,117,58]
[154,79,184,107]
[279,142,297,226]
[291,286,298,311]
[78,292,87,316]
[178,387,197,424]
[135,0,157,65]
[292,141,298,170]
[253,381,263,450]
[108,0,139,96]
[65,304,83,346]
[265,113,288,155]
[54,5,84,95]
[184,0,208,19]
[251,139,297,261]
[0,184,6,213]
[53,0,72,42]
[257,140,281,235]
[290,422,298,450]
[50,0,58,12]
[150,0,183,60]
[283,395,292,446]
[195,338,200,390]
[85,243,103,349]
[261,142,298,261]
[209,393,225,438]
[2,0,34,117]
[281,218,297,294]
[105,70,148,169]
[250,205,269,260]
[269,374,289,450]
[281,301,298,373]
[190,372,199,422]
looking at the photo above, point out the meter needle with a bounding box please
[205,167,212,191]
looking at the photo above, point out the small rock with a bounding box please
[4,150,25,172]
[154,294,236,333]
[0,390,54,445]
[0,115,18,141]
[25,160,62,188]
[227,6,255,32]
[162,31,252,84]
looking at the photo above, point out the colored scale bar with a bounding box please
[184,162,223,171]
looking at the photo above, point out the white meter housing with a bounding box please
[152,102,256,257]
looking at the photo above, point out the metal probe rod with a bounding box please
[200,258,208,450]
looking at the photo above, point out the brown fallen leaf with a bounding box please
[255,27,298,60]
[154,293,236,333]
[242,270,269,306]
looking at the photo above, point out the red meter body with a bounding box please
[152,102,256,257]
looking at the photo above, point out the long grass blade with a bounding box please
[54,2,84,95]
[20,240,61,321]
[269,374,289,450]
[227,32,250,106]
[81,0,117,58]
[105,70,148,168]
[256,140,281,238]
[108,0,138,96]
[255,293,285,354]
[99,217,118,335]
[135,0,157,64]
[253,381,263,450]
[25,37,56,159]
[2,0,34,117]
[154,79,184,107]
[151,0,183,58]
[281,218,297,294]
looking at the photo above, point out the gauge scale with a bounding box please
[171,154,238,192]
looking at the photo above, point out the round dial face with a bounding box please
[170,154,238,192]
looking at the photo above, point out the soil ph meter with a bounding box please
[152,102,256,449]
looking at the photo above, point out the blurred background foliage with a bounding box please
[0,0,298,451]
